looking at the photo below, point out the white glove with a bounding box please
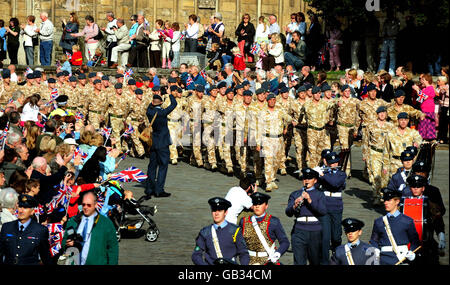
[269,252,281,263]
[438,232,446,249]
[312,166,324,176]
[405,250,416,261]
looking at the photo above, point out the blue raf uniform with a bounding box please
[330,218,379,265]
[317,152,347,265]
[0,195,51,265]
[192,197,250,265]
[387,150,414,192]
[285,168,327,265]
[369,189,420,265]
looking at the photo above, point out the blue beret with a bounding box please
[2,70,11,78]
[394,89,406,98]
[68,76,77,82]
[78,73,86,80]
[88,72,97,78]
[311,86,321,94]
[397,112,408,119]
[376,106,387,113]
[56,72,64,77]
[47,78,56,83]
[152,85,161,91]
[33,71,42,77]
[367,83,377,92]
[170,85,178,92]
[114,83,123,89]
[304,83,312,90]
[101,75,109,81]
[321,84,331,92]
[297,85,306,92]
[243,90,253,96]
[128,79,136,85]
[142,76,150,81]
[266,93,276,100]
[280,86,289,93]
[153,94,163,101]
[255,88,265,95]
[341,84,350,92]
[93,79,102,84]
[135,88,143,95]
[196,85,205,92]
[62,71,70,76]
[226,88,234,94]
[217,81,227,89]
[26,73,35,79]
[261,81,270,91]
[115,73,124,78]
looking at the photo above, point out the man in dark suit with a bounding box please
[0,194,51,265]
[143,93,177,199]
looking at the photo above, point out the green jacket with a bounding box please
[62,212,119,265]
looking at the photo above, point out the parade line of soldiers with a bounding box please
[0,68,446,265]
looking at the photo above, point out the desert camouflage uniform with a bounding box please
[187,94,206,166]
[163,95,188,162]
[107,92,130,151]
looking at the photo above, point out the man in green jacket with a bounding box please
[284,31,307,71]
[62,191,118,265]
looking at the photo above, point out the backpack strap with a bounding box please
[149,112,158,127]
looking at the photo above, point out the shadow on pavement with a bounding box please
[345,187,386,215]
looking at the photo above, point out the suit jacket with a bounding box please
[146,94,177,150]
[31,166,68,205]
[114,25,130,45]
[0,219,51,265]
[135,23,150,45]
[62,212,118,265]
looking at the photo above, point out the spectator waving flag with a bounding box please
[101,127,112,138]
[0,123,9,150]
[74,146,88,161]
[416,91,428,103]
[250,43,260,55]
[199,69,207,80]
[186,76,194,87]
[46,183,72,214]
[109,166,148,183]
[121,123,134,138]
[75,111,84,122]
[46,223,64,257]
[180,33,185,40]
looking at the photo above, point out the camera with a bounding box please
[65,226,84,252]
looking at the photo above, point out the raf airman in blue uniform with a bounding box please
[330,218,379,265]
[192,197,250,265]
[387,150,414,193]
[369,188,420,265]
[0,194,51,265]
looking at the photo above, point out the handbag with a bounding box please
[139,112,157,148]
[93,24,104,41]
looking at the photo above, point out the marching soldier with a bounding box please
[187,85,207,168]
[234,84,245,105]
[164,86,187,165]
[322,84,338,148]
[217,87,235,175]
[49,95,74,118]
[65,76,80,114]
[40,77,57,101]
[290,86,308,171]
[107,83,130,152]
[85,79,108,129]
[366,106,394,205]
[192,197,250,265]
[335,84,361,177]
[240,192,290,265]
[76,73,91,114]
[56,72,68,94]
[317,152,347,265]
[124,78,137,100]
[384,112,423,180]
[299,86,332,168]
[387,89,425,126]
[0,70,16,108]
[369,188,420,265]
[0,194,51,265]
[248,88,267,185]
[101,75,113,93]
[285,168,327,265]
[233,90,253,176]
[203,85,220,171]
[276,86,295,175]
[125,88,150,158]
[256,93,292,191]
[330,218,379,265]
[87,72,97,88]
[387,150,414,192]
[19,73,38,98]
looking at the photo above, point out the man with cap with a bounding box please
[369,188,420,265]
[125,88,149,158]
[387,150,414,192]
[405,145,418,160]
[144,89,177,198]
[335,84,361,177]
[285,168,327,265]
[19,72,37,98]
[233,89,254,176]
[124,78,137,100]
[64,76,81,113]
[216,87,235,175]
[186,84,207,168]
[290,85,308,171]
[0,194,51,265]
[215,81,228,107]
[56,71,68,93]
[85,79,108,129]
[299,85,333,168]
[192,197,250,265]
[163,85,187,165]
[32,70,46,95]
[107,83,130,153]
[49,95,74,119]
[276,85,295,175]
[240,192,290,265]
[201,84,220,171]
[0,70,16,108]
[387,89,425,126]
[101,75,113,93]
[322,84,339,148]
[384,112,423,180]
[256,93,292,191]
[316,152,346,264]
[39,77,57,101]
[330,218,379,265]
[76,73,91,113]
[233,83,245,105]
[359,83,388,166]
[401,173,446,264]
[366,105,394,205]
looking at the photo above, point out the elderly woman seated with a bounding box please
[0,188,19,230]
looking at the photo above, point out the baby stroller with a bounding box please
[96,180,160,242]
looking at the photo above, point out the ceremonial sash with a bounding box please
[211,226,223,259]
[344,244,355,265]
[382,215,406,261]
[250,216,275,258]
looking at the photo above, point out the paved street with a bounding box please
[116,145,449,265]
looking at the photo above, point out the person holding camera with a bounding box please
[101,12,118,67]
[224,174,257,225]
[62,191,118,265]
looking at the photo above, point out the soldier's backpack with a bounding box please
[139,112,157,148]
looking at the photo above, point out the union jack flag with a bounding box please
[157,29,166,38]
[46,183,72,214]
[199,69,207,80]
[124,68,134,80]
[109,166,148,182]
[186,76,194,87]
[180,33,185,40]
[0,123,9,149]
[74,146,88,161]
[65,51,72,60]
[51,88,59,100]
[75,111,84,121]
[119,151,129,162]
[416,91,428,103]
[250,43,260,55]
[121,123,134,138]
[101,127,112,137]
[95,193,106,212]
[25,67,33,75]
[47,223,64,257]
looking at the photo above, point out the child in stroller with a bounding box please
[95,180,160,242]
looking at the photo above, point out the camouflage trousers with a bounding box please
[337,124,355,176]
[261,136,284,184]
[361,126,369,161]
[218,123,233,169]
[293,126,308,170]
[235,131,247,172]
[203,123,217,166]
[306,127,331,168]
[250,146,264,182]
[190,121,203,166]
[168,121,183,160]
[126,120,146,157]
[367,149,387,199]
[110,117,125,151]
[88,111,103,130]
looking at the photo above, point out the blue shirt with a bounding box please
[18,219,32,232]
[129,23,139,46]
[0,28,7,51]
[213,220,228,230]
[152,75,160,87]
[387,210,400,218]
[346,239,360,249]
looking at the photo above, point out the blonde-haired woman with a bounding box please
[255,16,270,44]
[262,33,284,71]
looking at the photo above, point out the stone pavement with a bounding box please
[116,146,449,265]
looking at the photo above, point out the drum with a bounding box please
[402,196,425,242]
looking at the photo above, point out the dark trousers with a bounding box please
[106,41,117,67]
[291,227,322,265]
[128,44,148,67]
[149,50,162,68]
[7,42,20,64]
[318,211,342,265]
[184,38,198,52]
[438,106,449,142]
[146,146,170,196]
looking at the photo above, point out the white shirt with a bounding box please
[225,187,253,225]
[185,23,199,39]
[77,212,97,265]
[10,72,18,82]
[255,23,270,42]
[39,19,54,41]
[171,31,181,52]
[268,42,284,64]
[21,102,40,122]
[105,19,118,42]
[21,24,37,47]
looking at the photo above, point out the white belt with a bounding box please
[324,191,342,197]
[380,245,408,253]
[248,250,269,257]
[296,216,319,222]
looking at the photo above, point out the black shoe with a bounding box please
[155,192,171,198]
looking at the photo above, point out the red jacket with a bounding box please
[67,183,96,218]
[70,51,83,66]
[233,54,246,71]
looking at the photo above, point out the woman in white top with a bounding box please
[268,33,284,65]
[183,14,199,52]
[170,22,182,68]
[285,13,299,45]
[21,94,40,122]
[255,16,270,44]
[20,15,37,66]
[0,188,18,231]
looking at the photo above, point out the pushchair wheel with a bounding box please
[116,229,121,242]
[145,228,158,242]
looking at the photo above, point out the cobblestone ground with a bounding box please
[116,145,449,265]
